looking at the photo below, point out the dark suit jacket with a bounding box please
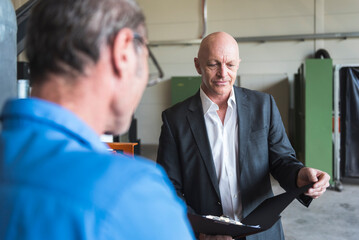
[157,86,311,240]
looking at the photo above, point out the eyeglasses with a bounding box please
[133,33,164,87]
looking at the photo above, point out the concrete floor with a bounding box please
[272,179,359,240]
[140,144,359,240]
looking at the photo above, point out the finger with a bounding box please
[305,185,327,198]
[309,168,319,182]
[311,189,326,198]
[315,180,330,190]
[313,172,330,188]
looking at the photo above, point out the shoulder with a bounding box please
[234,86,274,107]
[59,151,193,237]
[87,153,194,239]
[62,151,168,201]
[235,86,270,101]
[66,152,187,209]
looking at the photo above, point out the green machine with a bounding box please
[294,59,333,183]
[171,76,202,105]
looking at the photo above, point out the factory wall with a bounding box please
[9,0,359,144]
[135,0,359,144]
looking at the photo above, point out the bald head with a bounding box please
[197,32,239,61]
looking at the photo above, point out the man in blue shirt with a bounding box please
[0,0,194,239]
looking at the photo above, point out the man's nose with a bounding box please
[217,64,227,78]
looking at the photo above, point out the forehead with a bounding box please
[202,39,239,62]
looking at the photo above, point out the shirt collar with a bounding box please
[200,87,237,115]
[227,87,236,109]
[1,98,108,152]
[200,87,217,114]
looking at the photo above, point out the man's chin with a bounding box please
[212,84,232,92]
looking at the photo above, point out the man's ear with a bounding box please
[194,57,202,75]
[111,28,135,78]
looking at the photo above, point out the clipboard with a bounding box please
[187,184,313,238]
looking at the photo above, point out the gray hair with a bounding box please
[26,0,145,84]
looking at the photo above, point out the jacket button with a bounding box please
[217,201,221,206]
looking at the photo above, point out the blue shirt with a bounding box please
[0,98,194,240]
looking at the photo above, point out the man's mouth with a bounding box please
[213,80,229,85]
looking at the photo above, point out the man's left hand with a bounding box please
[297,167,330,199]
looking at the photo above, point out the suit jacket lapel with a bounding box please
[187,91,221,199]
[234,87,251,173]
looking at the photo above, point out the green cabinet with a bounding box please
[171,76,202,105]
[294,59,333,182]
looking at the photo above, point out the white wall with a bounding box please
[134,0,359,144]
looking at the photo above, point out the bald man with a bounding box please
[157,32,330,240]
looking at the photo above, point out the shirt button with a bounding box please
[217,201,221,206]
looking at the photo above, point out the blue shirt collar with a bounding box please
[1,98,108,152]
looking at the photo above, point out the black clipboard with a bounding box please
[187,184,313,238]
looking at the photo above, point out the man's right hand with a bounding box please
[199,233,233,240]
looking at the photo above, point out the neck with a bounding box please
[201,86,230,110]
[31,74,110,135]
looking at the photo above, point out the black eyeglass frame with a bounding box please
[133,33,164,86]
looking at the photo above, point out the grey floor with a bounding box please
[140,144,359,240]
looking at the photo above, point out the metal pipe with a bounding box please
[200,0,207,39]
[149,31,359,47]
[333,65,341,190]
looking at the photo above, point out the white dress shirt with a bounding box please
[200,87,242,221]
